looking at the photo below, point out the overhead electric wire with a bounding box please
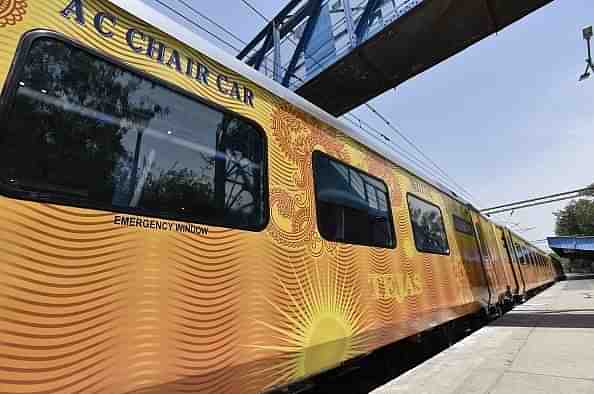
[361,103,480,203]
[151,0,243,53]
[342,117,449,187]
[240,0,271,22]
[482,187,594,213]
[485,195,587,216]
[342,114,485,206]
[176,0,249,47]
[342,113,463,189]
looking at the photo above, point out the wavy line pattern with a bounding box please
[0,200,132,394]
[167,229,243,394]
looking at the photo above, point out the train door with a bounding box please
[480,219,511,301]
[493,225,520,297]
[504,229,527,297]
[518,243,536,291]
[470,211,499,308]
[473,214,507,302]
[452,212,490,308]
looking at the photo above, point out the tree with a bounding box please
[1,38,164,202]
[554,198,594,236]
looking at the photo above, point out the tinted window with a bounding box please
[407,194,449,254]
[453,214,474,236]
[514,243,523,264]
[313,152,395,248]
[521,246,529,265]
[0,37,266,230]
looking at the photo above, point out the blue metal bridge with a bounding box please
[237,0,553,115]
[548,237,594,260]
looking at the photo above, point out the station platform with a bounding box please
[371,279,594,394]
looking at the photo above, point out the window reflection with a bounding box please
[407,194,449,254]
[0,38,266,229]
[313,152,395,248]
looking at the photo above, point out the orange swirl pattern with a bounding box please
[0,198,251,394]
[268,103,348,256]
[0,200,135,394]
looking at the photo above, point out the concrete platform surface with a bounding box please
[371,280,594,394]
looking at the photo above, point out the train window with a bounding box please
[0,37,267,230]
[407,194,450,255]
[312,151,396,249]
[517,244,527,265]
[453,215,474,236]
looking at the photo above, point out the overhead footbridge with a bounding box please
[548,236,594,260]
[238,0,554,116]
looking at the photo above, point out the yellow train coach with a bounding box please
[0,0,558,393]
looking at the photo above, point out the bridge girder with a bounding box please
[238,0,554,116]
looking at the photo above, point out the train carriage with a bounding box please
[0,1,558,393]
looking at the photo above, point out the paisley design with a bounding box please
[0,0,27,28]
[267,103,348,256]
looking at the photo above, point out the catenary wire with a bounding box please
[240,0,271,22]
[151,0,243,52]
[361,103,481,203]
[176,0,249,47]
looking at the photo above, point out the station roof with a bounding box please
[547,237,594,259]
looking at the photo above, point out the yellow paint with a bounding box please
[302,314,350,375]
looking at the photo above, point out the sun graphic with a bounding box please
[0,0,27,28]
[251,260,374,389]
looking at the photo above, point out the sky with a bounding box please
[142,0,594,250]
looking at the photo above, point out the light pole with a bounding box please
[579,25,593,81]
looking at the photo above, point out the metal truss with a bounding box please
[237,0,424,89]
